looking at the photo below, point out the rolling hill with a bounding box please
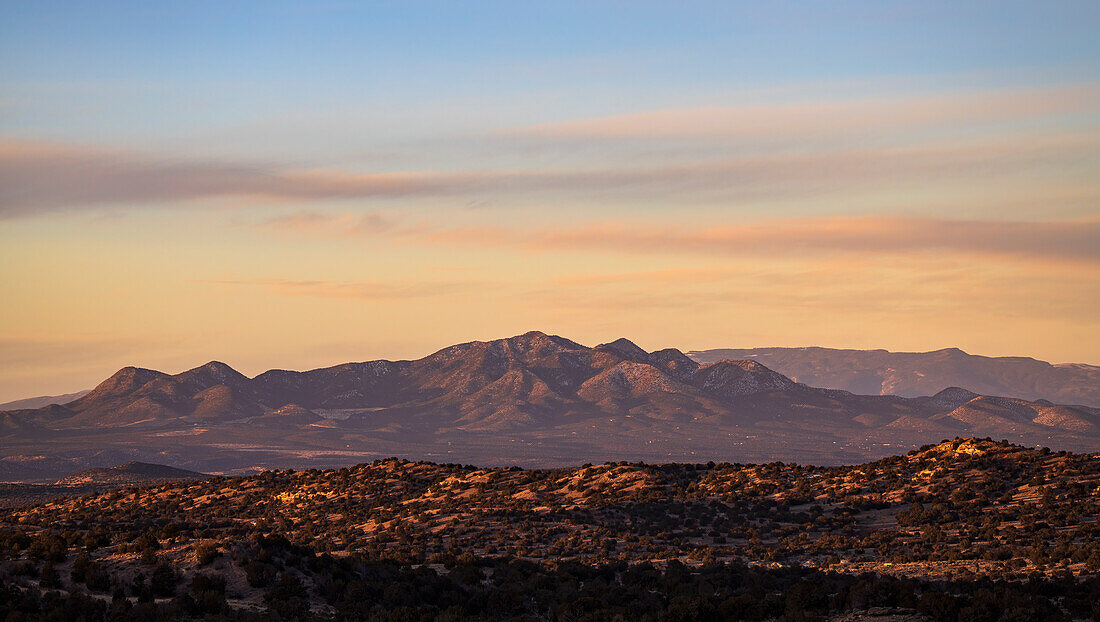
[0,439,1096,620]
[54,461,207,486]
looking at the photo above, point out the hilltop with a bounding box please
[54,461,206,486]
[2,332,1099,480]
[0,439,1096,620]
[0,463,209,509]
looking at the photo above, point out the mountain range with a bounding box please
[2,331,1098,481]
[689,346,1100,406]
[0,390,91,411]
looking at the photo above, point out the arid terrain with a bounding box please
[3,335,1097,620]
[0,462,207,509]
[2,332,1098,482]
[5,1,1096,620]
[0,438,1096,620]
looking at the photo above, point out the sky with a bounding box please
[1,1,1098,402]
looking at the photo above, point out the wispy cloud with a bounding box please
[197,278,493,301]
[259,212,1100,265]
[256,211,399,236]
[471,216,1100,263]
[2,125,1097,215]
[0,139,484,216]
[523,256,1099,319]
[509,84,1100,140]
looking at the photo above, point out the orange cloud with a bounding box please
[331,215,1098,265]
[197,278,494,301]
[510,84,1100,139]
[257,211,399,236]
[522,256,1100,322]
[2,128,1096,214]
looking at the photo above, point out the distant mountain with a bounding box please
[1,332,1098,479]
[688,346,1100,407]
[0,390,90,411]
[54,461,206,486]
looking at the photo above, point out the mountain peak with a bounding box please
[504,330,579,349]
[732,359,770,372]
[930,386,980,408]
[191,360,241,375]
[595,338,648,358]
[81,366,167,400]
[176,360,248,387]
[648,348,700,377]
[487,332,586,359]
[933,386,979,400]
[694,359,796,397]
[493,330,565,343]
[108,365,163,382]
[431,331,584,363]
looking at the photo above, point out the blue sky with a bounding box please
[4,1,1098,147]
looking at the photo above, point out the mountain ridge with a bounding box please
[2,332,1098,479]
[688,346,1100,406]
[0,390,91,411]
